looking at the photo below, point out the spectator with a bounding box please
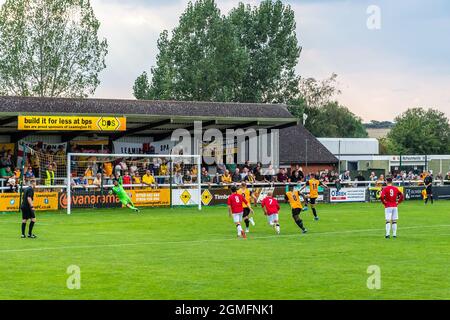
[7,174,17,192]
[142,169,157,189]
[355,171,365,187]
[232,168,241,183]
[240,167,249,181]
[340,170,351,181]
[93,173,102,189]
[25,167,35,182]
[44,164,55,188]
[221,170,232,184]
[201,168,211,184]
[290,170,301,183]
[122,170,132,187]
[55,145,66,174]
[245,171,256,183]
[276,168,288,183]
[444,171,450,185]
[133,171,141,185]
[254,166,264,181]
[173,171,183,185]
[183,170,192,184]
[30,145,41,178]
[159,160,168,184]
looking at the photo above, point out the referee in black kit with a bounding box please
[424,171,434,204]
[21,179,37,238]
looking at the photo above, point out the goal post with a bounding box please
[66,152,202,215]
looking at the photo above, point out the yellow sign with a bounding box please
[18,115,126,131]
[201,189,212,206]
[0,192,59,212]
[180,190,191,205]
[128,189,170,207]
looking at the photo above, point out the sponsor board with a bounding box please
[18,115,126,131]
[330,188,366,202]
[128,189,170,207]
[172,189,200,205]
[0,192,59,212]
[369,186,405,201]
[59,191,121,209]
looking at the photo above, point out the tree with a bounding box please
[0,0,108,98]
[286,73,366,138]
[302,101,368,138]
[386,108,450,154]
[133,0,301,103]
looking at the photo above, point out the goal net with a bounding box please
[66,153,202,214]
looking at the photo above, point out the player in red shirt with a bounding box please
[227,186,252,238]
[261,191,281,234]
[380,177,404,239]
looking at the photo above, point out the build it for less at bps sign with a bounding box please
[18,115,126,131]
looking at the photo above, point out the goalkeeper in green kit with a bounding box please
[110,178,140,212]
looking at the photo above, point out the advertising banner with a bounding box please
[58,191,121,209]
[172,188,200,205]
[18,115,126,131]
[113,141,144,154]
[370,186,405,201]
[330,188,366,202]
[0,192,59,212]
[128,189,170,207]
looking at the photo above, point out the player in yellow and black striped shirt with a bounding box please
[285,188,308,233]
[299,173,328,221]
[237,182,256,233]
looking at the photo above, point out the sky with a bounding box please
[1,0,449,122]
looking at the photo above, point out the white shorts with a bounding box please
[267,214,279,225]
[385,207,399,221]
[232,213,243,223]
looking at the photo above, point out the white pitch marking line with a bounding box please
[1,224,449,254]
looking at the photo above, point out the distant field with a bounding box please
[0,201,449,300]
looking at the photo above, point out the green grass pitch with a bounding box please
[0,201,449,300]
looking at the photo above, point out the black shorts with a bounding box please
[426,187,433,195]
[291,208,301,216]
[243,208,251,217]
[21,207,35,220]
[309,197,317,205]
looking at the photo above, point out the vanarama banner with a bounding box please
[0,192,59,212]
[58,191,121,209]
[128,189,170,207]
[18,115,126,131]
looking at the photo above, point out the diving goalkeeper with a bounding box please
[109,178,140,212]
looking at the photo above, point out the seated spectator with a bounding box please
[245,171,256,183]
[1,166,14,180]
[221,170,232,184]
[6,173,17,192]
[93,173,102,189]
[25,167,35,182]
[183,170,193,184]
[276,168,288,183]
[254,166,264,181]
[83,165,94,185]
[133,171,142,185]
[122,170,132,187]
[173,171,183,185]
[142,169,157,188]
[340,170,351,182]
[232,168,241,183]
[444,171,450,185]
[355,171,365,186]
[201,168,211,184]
[240,167,248,181]
[290,170,301,183]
